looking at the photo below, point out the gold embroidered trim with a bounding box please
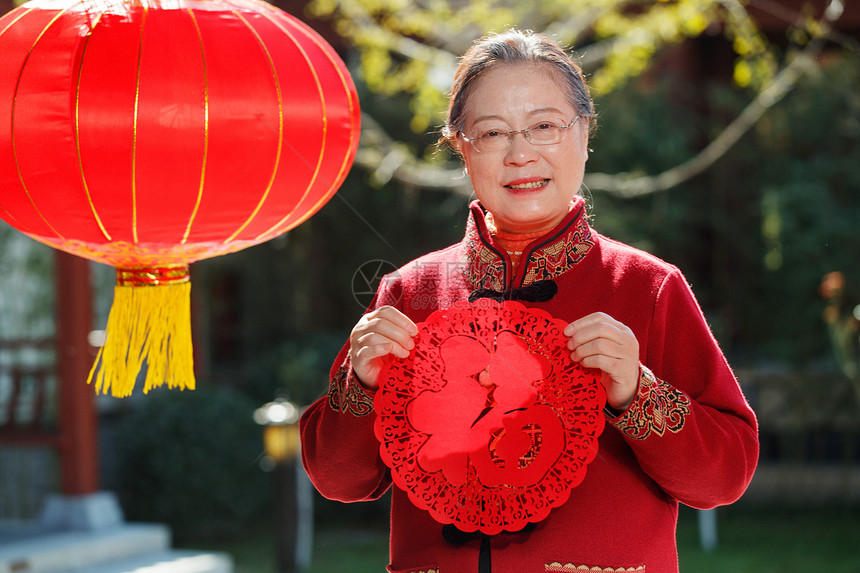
[546,564,644,572]
[465,224,507,291]
[464,204,594,292]
[522,214,593,285]
[327,362,374,416]
[610,366,691,440]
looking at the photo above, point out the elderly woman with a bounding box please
[300,29,758,573]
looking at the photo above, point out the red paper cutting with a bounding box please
[374,299,606,535]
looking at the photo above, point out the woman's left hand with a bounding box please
[564,312,640,411]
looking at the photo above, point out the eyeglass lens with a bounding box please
[467,117,578,152]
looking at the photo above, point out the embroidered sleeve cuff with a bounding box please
[606,365,691,440]
[327,360,376,417]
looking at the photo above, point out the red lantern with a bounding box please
[0,0,360,396]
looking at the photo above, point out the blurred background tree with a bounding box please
[194,0,859,399]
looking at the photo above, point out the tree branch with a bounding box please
[349,0,844,199]
[584,0,842,198]
[355,113,473,195]
[584,42,821,197]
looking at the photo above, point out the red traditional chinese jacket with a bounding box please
[300,198,759,573]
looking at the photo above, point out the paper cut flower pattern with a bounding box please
[374,300,606,534]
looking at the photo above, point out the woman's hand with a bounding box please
[564,312,640,411]
[349,305,418,389]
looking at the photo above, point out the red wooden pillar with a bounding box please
[54,251,99,495]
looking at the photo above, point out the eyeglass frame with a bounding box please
[459,116,582,153]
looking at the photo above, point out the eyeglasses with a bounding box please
[460,116,581,153]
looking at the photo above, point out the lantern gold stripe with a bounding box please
[281,24,359,231]
[180,7,209,245]
[10,7,70,240]
[74,10,112,242]
[0,7,33,224]
[224,10,284,243]
[0,7,32,38]
[255,8,359,239]
[252,7,328,240]
[131,4,149,244]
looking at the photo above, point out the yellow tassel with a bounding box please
[88,266,195,397]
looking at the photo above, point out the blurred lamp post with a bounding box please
[820,271,860,406]
[698,509,718,552]
[255,398,313,572]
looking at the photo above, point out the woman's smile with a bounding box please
[504,177,550,191]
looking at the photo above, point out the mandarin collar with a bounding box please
[463,198,595,291]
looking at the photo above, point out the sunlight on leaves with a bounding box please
[307,0,782,132]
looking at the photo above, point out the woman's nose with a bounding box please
[504,132,539,165]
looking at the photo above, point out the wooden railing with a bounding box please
[0,338,60,520]
[0,338,59,447]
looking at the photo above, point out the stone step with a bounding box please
[0,523,170,573]
[79,550,232,573]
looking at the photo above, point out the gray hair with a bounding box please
[441,29,596,151]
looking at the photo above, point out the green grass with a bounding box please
[205,526,389,573]
[676,505,860,572]
[195,505,860,573]
[305,529,389,573]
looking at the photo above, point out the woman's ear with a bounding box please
[449,135,464,159]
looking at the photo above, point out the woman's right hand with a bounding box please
[349,305,418,389]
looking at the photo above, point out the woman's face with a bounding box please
[459,63,589,234]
